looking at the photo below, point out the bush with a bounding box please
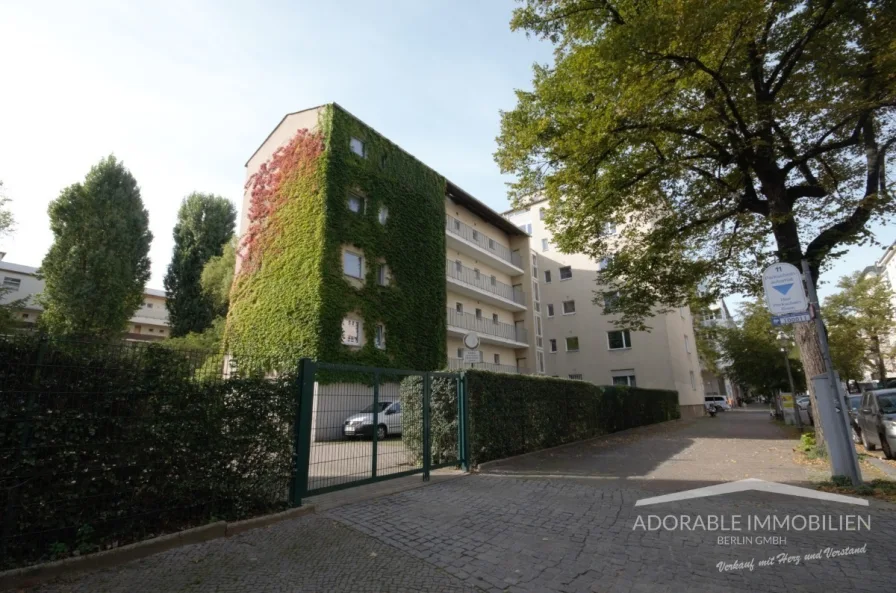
[399,375,459,466]
[0,334,295,569]
[465,371,680,465]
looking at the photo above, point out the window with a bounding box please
[457,347,464,358]
[531,253,537,265]
[350,137,365,157]
[378,206,388,224]
[377,264,389,286]
[456,302,463,314]
[603,292,620,309]
[607,330,632,350]
[536,336,543,347]
[536,317,542,336]
[539,207,546,220]
[342,318,362,345]
[134,325,142,334]
[690,370,697,390]
[145,302,153,309]
[518,222,532,234]
[375,324,386,350]
[343,251,363,279]
[569,374,583,380]
[488,238,496,250]
[559,266,572,280]
[492,313,499,324]
[159,329,165,334]
[149,328,154,333]
[537,351,545,373]
[547,303,554,317]
[562,300,576,315]
[493,353,500,364]
[475,308,482,320]
[544,270,552,283]
[533,282,539,301]
[2,277,20,290]
[22,313,29,319]
[541,238,549,252]
[612,372,636,387]
[565,336,580,351]
[380,153,387,169]
[549,339,557,353]
[347,192,364,213]
[684,335,691,353]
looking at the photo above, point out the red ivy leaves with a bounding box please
[240,128,325,274]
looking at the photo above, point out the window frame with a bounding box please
[349,137,366,158]
[341,317,362,346]
[559,266,572,280]
[562,300,576,315]
[546,303,554,317]
[347,191,365,214]
[378,205,388,225]
[565,336,580,352]
[2,277,21,290]
[544,270,552,283]
[343,250,363,279]
[541,238,549,252]
[607,329,632,350]
[549,338,557,353]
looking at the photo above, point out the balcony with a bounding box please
[445,215,524,275]
[446,307,528,348]
[446,259,527,311]
[447,358,530,375]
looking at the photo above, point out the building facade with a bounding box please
[230,104,536,373]
[698,298,741,405]
[0,258,170,340]
[504,200,705,416]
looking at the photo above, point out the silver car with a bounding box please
[857,389,896,459]
[342,400,402,440]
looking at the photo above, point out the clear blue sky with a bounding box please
[0,0,889,302]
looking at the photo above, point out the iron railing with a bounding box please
[446,307,527,343]
[445,215,523,269]
[445,259,526,306]
[448,358,529,375]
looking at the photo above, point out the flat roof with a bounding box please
[446,181,528,237]
[0,260,165,297]
[502,195,548,216]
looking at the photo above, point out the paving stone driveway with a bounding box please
[33,408,896,593]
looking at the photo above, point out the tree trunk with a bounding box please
[794,302,828,452]
[871,335,887,381]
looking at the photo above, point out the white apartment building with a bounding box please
[698,299,741,404]
[504,200,705,416]
[866,249,896,379]
[0,258,170,341]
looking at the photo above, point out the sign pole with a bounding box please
[800,260,862,486]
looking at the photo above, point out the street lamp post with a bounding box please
[778,331,803,433]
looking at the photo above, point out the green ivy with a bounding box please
[226,104,446,371]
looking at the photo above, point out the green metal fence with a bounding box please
[290,360,468,505]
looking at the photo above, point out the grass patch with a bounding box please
[817,479,896,504]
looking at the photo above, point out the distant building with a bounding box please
[503,200,706,417]
[697,299,742,404]
[867,250,896,379]
[0,258,169,341]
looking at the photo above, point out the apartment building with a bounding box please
[698,299,741,405]
[0,258,170,340]
[504,200,705,416]
[233,104,537,373]
[865,250,896,379]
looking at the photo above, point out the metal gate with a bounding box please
[290,360,468,505]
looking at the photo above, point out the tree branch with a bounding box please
[781,114,867,174]
[767,0,836,97]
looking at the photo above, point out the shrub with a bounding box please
[399,375,459,465]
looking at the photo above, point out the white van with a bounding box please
[704,396,731,412]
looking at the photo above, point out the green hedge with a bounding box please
[399,375,459,466]
[0,335,295,569]
[466,371,679,464]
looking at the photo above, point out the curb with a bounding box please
[476,417,690,472]
[0,505,316,591]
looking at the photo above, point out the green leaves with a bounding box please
[38,156,152,339]
[164,193,236,337]
[498,0,896,326]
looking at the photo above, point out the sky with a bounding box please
[0,0,889,304]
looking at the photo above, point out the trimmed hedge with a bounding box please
[466,371,680,465]
[399,375,459,466]
[0,335,295,569]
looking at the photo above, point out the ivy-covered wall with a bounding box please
[226,104,447,371]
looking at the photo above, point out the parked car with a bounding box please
[845,394,863,443]
[704,395,731,412]
[856,389,896,459]
[343,400,402,440]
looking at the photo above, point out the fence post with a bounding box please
[462,372,470,471]
[422,373,431,481]
[371,371,379,479]
[457,372,469,472]
[291,358,315,507]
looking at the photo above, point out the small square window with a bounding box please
[544,270,552,283]
[603,292,620,309]
[493,353,500,364]
[146,302,153,309]
[149,328,154,332]
[565,336,579,352]
[342,318,361,345]
[562,300,576,315]
[350,137,365,157]
[541,238,549,252]
[547,304,554,317]
[343,251,363,279]
[378,206,388,224]
[456,302,463,314]
[22,313,29,319]
[475,308,482,320]
[348,192,364,214]
[559,266,572,280]
[569,374,583,380]
[607,330,632,350]
[549,339,557,353]
[492,313,499,324]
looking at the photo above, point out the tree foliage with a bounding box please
[824,270,896,379]
[497,0,896,327]
[0,180,23,333]
[0,180,13,239]
[38,157,152,338]
[719,300,806,396]
[200,235,236,319]
[164,193,236,337]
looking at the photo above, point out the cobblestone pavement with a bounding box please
[31,408,896,592]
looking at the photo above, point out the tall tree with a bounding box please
[825,270,895,380]
[200,236,236,320]
[164,193,235,337]
[39,156,152,338]
[826,314,869,384]
[496,0,896,448]
[0,180,24,333]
